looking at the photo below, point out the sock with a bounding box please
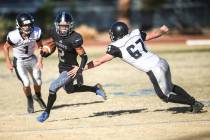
[26,95,33,109]
[26,94,33,101]
[172,85,195,105]
[73,85,96,93]
[45,93,57,114]
[35,92,41,98]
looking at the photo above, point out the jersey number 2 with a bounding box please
[58,48,65,62]
[126,39,147,59]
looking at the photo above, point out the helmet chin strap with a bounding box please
[22,30,31,35]
[58,25,72,37]
[59,30,68,36]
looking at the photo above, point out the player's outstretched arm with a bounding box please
[145,25,169,41]
[85,54,114,70]
[68,54,113,77]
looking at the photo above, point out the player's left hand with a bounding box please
[68,65,79,78]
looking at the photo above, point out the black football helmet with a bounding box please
[109,22,129,41]
[54,11,74,36]
[16,13,34,35]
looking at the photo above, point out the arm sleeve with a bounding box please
[106,45,122,58]
[76,53,88,74]
[79,53,88,69]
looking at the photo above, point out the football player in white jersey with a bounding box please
[69,21,204,113]
[3,13,46,113]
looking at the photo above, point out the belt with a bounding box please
[16,55,34,60]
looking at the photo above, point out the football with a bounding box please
[42,45,52,54]
[42,38,56,53]
[40,38,56,57]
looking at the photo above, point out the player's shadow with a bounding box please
[153,106,190,114]
[48,108,148,122]
[52,101,105,110]
[87,108,148,118]
[34,101,105,113]
[153,106,206,114]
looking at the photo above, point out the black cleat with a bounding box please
[33,94,46,109]
[191,101,204,113]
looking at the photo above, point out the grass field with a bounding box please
[0,42,210,140]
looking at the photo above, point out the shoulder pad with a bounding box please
[7,29,19,45]
[72,32,83,47]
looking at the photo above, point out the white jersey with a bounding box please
[106,29,160,72]
[7,27,42,59]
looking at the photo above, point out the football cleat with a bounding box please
[95,83,107,100]
[37,111,49,122]
[33,94,46,109]
[191,101,204,113]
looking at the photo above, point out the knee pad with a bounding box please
[33,71,42,86]
[34,78,42,86]
[23,79,30,87]
[156,86,170,103]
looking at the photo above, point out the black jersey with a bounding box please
[50,28,83,73]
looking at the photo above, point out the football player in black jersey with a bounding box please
[37,11,107,122]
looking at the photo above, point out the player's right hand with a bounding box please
[68,65,80,78]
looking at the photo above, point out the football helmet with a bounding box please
[109,22,128,41]
[16,13,34,35]
[54,11,74,36]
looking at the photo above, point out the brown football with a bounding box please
[42,38,56,53]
